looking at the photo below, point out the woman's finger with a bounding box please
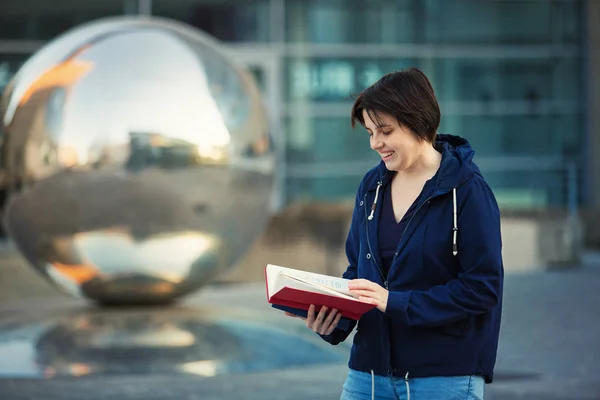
[322,308,338,328]
[357,296,378,305]
[306,304,316,329]
[348,279,377,290]
[323,311,343,335]
[313,306,328,331]
[350,289,379,299]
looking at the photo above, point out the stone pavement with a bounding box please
[0,248,598,399]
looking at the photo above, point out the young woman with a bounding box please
[290,68,503,400]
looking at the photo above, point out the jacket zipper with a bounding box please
[388,195,432,379]
[365,189,435,288]
[386,194,434,283]
[395,195,433,260]
[364,185,440,379]
[363,191,387,289]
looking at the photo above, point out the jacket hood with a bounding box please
[371,134,480,193]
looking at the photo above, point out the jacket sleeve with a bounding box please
[318,182,362,344]
[385,176,503,327]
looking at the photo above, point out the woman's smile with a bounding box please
[379,150,395,161]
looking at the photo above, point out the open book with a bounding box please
[265,264,375,322]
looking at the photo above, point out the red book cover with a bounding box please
[265,264,375,321]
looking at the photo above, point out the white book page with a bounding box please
[277,274,362,301]
[266,264,359,301]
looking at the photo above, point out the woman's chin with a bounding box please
[383,159,399,171]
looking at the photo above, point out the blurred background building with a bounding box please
[0,0,598,272]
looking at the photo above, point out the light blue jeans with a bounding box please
[340,369,485,400]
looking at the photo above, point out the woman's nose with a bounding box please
[370,139,383,150]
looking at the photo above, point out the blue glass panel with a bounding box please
[152,0,270,42]
[285,0,582,44]
[431,58,582,103]
[0,1,127,40]
[286,175,363,201]
[285,0,416,44]
[286,58,419,101]
[440,114,583,157]
[423,0,575,44]
[285,117,379,164]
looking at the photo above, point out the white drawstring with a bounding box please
[452,187,458,256]
[404,372,410,400]
[367,182,382,220]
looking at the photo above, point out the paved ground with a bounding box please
[0,246,598,399]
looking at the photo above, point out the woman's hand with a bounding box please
[348,279,389,312]
[285,305,342,335]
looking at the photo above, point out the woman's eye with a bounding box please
[382,131,392,136]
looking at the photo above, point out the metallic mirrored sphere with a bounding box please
[0,16,275,305]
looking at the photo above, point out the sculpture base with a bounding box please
[0,303,344,379]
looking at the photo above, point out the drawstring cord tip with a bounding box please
[368,182,382,221]
[452,188,458,257]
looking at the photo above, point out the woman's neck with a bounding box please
[397,143,441,179]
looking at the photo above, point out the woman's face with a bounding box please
[362,110,425,172]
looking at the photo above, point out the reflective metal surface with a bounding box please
[0,16,274,305]
[0,308,343,378]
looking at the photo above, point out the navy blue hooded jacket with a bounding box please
[321,134,504,383]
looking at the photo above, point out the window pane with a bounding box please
[285,0,582,45]
[431,57,582,103]
[0,0,127,40]
[152,0,270,42]
[286,175,363,202]
[286,57,419,102]
[423,0,554,45]
[285,0,417,44]
[483,167,582,210]
[441,114,582,158]
[285,117,378,164]
[561,0,583,44]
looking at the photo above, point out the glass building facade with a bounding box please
[0,0,587,211]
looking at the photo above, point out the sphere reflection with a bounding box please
[0,309,344,378]
[0,16,274,305]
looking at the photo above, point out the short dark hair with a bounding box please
[351,68,440,143]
